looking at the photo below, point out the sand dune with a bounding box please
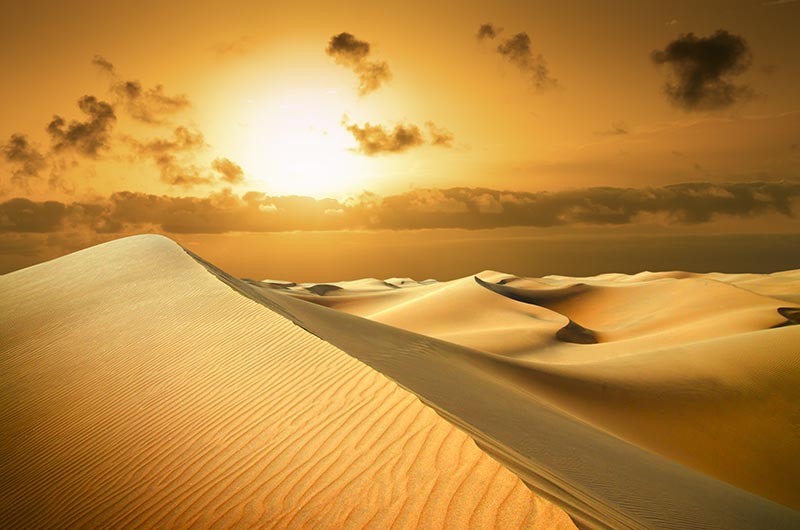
[2,235,799,529]
[0,235,573,529]
[270,268,795,359]
[246,261,800,527]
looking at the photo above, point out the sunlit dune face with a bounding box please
[241,88,368,198]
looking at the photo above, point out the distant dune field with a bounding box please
[2,234,799,529]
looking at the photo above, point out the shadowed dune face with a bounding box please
[0,235,574,530]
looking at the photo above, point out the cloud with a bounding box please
[129,126,206,155]
[126,128,243,187]
[2,182,797,235]
[479,26,558,91]
[344,122,424,155]
[327,32,370,60]
[115,84,190,124]
[212,157,245,184]
[2,57,230,193]
[325,32,392,95]
[476,23,501,40]
[362,184,800,228]
[1,134,47,188]
[344,119,454,155]
[153,156,213,187]
[651,30,753,111]
[47,95,116,158]
[0,197,119,233]
[0,134,74,194]
[426,122,455,147]
[91,55,114,73]
[127,126,212,186]
[496,32,558,90]
[93,55,191,124]
[0,198,69,232]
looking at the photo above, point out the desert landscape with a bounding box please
[3,1,800,528]
[2,234,798,529]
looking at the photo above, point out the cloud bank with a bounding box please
[1,182,796,235]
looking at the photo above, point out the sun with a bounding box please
[240,88,368,198]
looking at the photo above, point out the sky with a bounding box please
[1,0,799,279]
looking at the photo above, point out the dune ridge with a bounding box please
[0,235,573,529]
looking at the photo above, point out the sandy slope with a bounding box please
[0,235,573,529]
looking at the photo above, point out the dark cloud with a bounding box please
[2,182,797,235]
[345,122,424,155]
[495,32,558,90]
[357,183,800,228]
[0,197,119,233]
[212,157,245,184]
[0,198,67,232]
[651,30,753,111]
[93,55,191,124]
[344,119,455,155]
[480,28,557,91]
[476,23,501,40]
[47,95,116,158]
[327,32,371,60]
[325,32,392,95]
[2,134,47,188]
[91,55,114,73]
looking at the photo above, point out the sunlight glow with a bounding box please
[240,88,368,198]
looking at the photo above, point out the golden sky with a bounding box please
[1,0,799,277]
